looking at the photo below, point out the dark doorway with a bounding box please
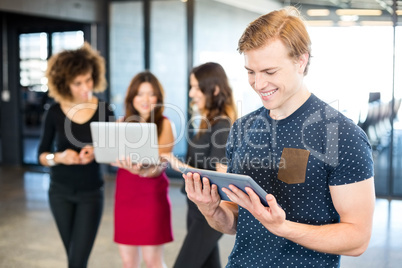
[1,12,90,165]
[19,31,85,164]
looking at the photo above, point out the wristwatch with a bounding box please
[46,153,56,166]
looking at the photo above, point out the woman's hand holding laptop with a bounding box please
[111,156,168,178]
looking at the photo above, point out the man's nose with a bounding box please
[254,73,268,91]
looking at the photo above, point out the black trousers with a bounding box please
[48,182,103,268]
[174,197,223,268]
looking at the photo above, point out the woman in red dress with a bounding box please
[112,71,175,268]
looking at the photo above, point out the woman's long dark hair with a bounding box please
[124,71,165,136]
[191,62,237,131]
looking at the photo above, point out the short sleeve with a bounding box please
[327,120,374,185]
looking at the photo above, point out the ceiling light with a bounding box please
[360,21,393,26]
[340,15,359,22]
[338,21,358,27]
[307,9,330,17]
[336,9,382,16]
[305,20,334,27]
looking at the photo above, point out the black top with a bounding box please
[38,101,115,192]
[186,118,231,170]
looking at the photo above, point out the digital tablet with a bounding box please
[179,167,269,206]
[90,122,159,164]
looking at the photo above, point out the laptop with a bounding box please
[90,122,160,165]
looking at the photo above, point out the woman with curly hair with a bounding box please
[37,42,114,268]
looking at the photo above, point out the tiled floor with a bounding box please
[0,166,401,268]
[0,166,235,268]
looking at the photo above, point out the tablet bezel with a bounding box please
[179,167,269,206]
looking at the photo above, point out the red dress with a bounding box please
[114,168,173,245]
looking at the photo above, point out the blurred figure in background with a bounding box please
[38,42,114,268]
[163,62,237,268]
[112,71,175,268]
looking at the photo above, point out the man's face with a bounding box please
[244,39,308,119]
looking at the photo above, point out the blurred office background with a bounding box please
[0,0,402,267]
[1,0,401,197]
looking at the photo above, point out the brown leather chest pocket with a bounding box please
[277,148,310,184]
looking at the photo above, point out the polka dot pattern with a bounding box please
[225,94,374,267]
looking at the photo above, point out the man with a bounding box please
[183,6,375,267]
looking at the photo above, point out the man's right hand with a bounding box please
[184,172,221,218]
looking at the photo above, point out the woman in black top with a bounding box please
[163,62,237,268]
[37,42,114,268]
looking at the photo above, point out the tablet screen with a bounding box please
[179,167,269,206]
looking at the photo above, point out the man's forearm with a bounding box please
[277,220,371,256]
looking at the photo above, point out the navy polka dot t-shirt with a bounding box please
[225,94,374,268]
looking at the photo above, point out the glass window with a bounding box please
[109,1,144,119]
[19,33,48,88]
[306,26,394,123]
[392,26,402,196]
[194,0,265,118]
[19,31,84,91]
[52,31,84,54]
[19,30,84,165]
[151,0,187,156]
[395,26,402,110]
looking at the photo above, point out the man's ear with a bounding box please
[298,53,309,74]
[214,86,220,96]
